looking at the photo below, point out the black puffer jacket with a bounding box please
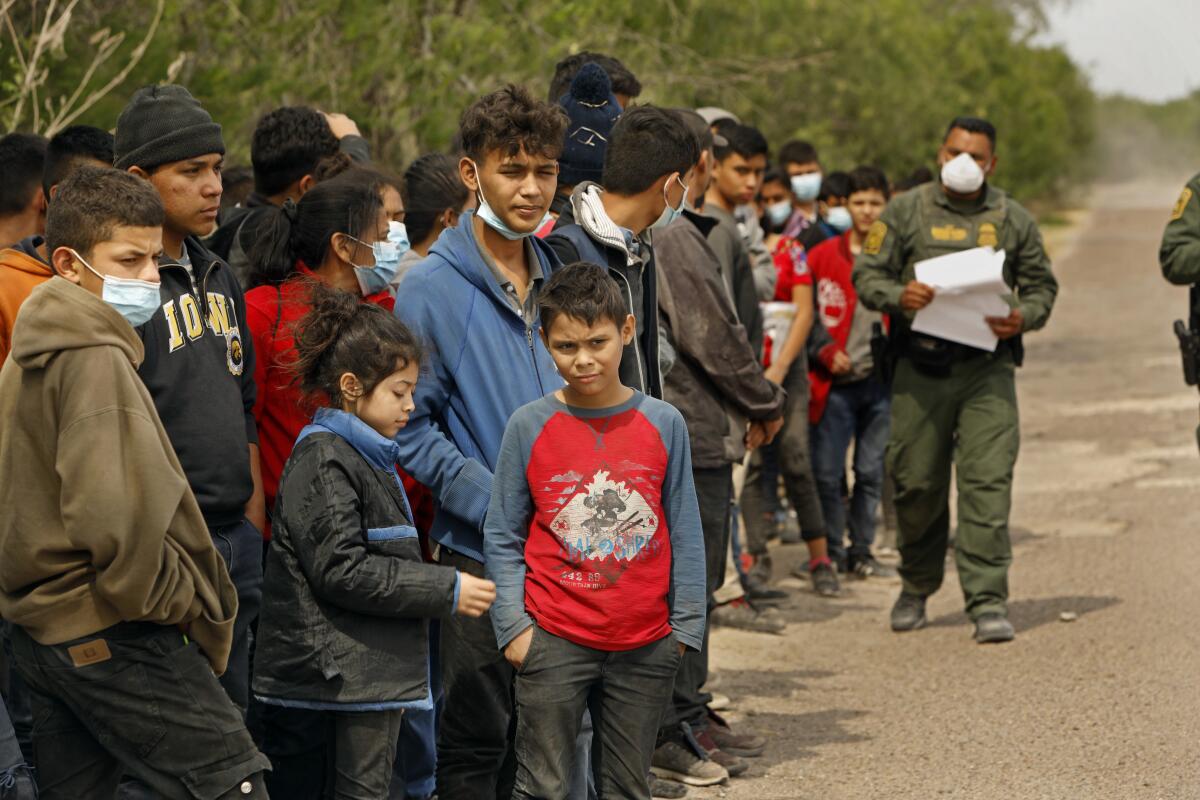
[253,408,459,709]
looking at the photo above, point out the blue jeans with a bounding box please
[209,518,264,711]
[812,378,891,563]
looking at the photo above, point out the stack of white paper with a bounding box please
[911,247,1013,351]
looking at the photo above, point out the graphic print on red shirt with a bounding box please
[524,407,673,650]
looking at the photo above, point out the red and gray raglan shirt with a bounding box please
[483,391,707,653]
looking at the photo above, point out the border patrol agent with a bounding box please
[852,117,1058,643]
[1160,173,1200,451]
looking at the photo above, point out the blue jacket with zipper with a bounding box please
[393,211,564,562]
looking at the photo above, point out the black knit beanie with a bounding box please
[114,84,225,171]
[557,63,622,187]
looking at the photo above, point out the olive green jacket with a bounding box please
[851,182,1057,333]
[1160,172,1200,285]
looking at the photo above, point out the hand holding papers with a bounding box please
[910,247,1013,351]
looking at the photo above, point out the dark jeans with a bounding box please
[1,622,32,764]
[660,466,729,734]
[330,710,404,800]
[776,359,826,539]
[209,518,264,711]
[513,629,679,800]
[0,695,35,798]
[436,549,516,800]
[9,622,269,800]
[260,705,404,800]
[812,378,891,562]
[260,704,328,799]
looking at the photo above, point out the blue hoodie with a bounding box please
[393,211,564,562]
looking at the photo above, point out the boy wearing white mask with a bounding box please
[392,84,568,799]
[852,116,1058,644]
[0,166,269,798]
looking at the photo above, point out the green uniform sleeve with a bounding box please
[1008,206,1058,332]
[852,201,909,314]
[1160,174,1200,286]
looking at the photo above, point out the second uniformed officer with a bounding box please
[852,116,1057,643]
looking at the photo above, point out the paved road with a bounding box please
[695,180,1200,800]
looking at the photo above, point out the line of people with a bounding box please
[0,46,1056,800]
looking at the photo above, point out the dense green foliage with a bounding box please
[4,0,1097,202]
[1094,91,1200,183]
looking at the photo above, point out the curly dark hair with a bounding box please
[251,106,341,196]
[292,282,424,407]
[458,85,568,162]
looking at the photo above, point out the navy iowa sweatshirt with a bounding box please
[136,236,257,527]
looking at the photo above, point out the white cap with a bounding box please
[695,106,740,126]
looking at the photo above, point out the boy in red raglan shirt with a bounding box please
[483,263,705,799]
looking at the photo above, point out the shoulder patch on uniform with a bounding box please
[977,222,998,248]
[931,224,968,242]
[863,221,887,255]
[1171,187,1193,221]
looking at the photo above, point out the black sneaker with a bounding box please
[710,599,786,634]
[890,592,927,632]
[973,612,1015,643]
[651,741,729,787]
[651,774,689,798]
[850,554,898,579]
[811,561,841,597]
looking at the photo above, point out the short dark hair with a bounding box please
[760,167,788,193]
[248,167,389,288]
[459,85,568,163]
[251,106,341,196]
[713,123,768,163]
[549,52,642,103]
[0,133,48,216]
[672,108,714,155]
[219,164,255,210]
[538,262,628,336]
[402,153,469,244]
[848,166,890,200]
[778,140,819,169]
[43,126,114,202]
[601,106,699,195]
[945,116,997,149]
[45,165,164,259]
[894,166,934,192]
[293,282,423,407]
[819,171,852,202]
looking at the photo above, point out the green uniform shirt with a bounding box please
[852,182,1058,333]
[1160,172,1200,286]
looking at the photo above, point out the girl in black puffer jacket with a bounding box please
[253,285,496,799]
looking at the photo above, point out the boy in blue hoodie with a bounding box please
[393,84,568,799]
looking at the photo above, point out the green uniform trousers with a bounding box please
[886,351,1019,619]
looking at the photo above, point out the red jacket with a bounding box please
[806,233,856,423]
[245,266,434,541]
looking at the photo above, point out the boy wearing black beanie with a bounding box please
[116,84,265,713]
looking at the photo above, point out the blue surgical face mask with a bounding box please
[469,159,549,239]
[824,205,853,233]
[347,233,401,295]
[766,199,793,227]
[387,220,411,253]
[72,248,161,327]
[650,175,689,230]
[790,172,823,202]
